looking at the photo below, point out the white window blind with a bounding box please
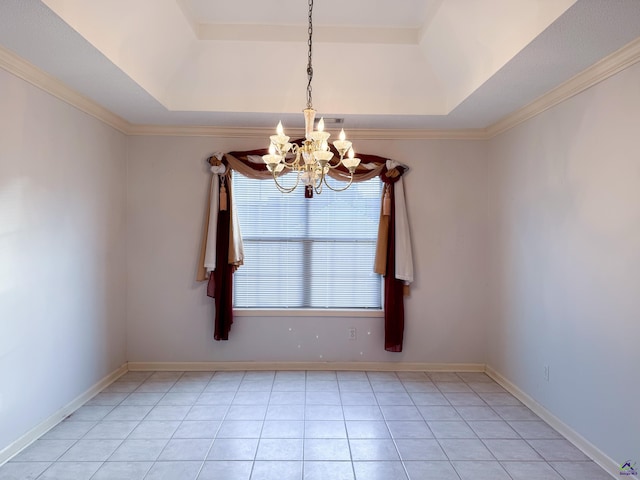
[232,173,382,309]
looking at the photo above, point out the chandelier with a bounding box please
[262,0,360,197]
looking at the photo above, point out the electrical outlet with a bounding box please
[348,327,357,340]
[544,365,550,382]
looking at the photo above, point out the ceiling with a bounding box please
[1,0,640,131]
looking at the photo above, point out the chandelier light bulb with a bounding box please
[317,117,325,132]
[348,147,354,159]
[269,144,276,155]
[339,129,346,141]
[276,121,284,135]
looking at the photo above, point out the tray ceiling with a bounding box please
[1,0,640,130]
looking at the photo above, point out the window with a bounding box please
[232,173,382,309]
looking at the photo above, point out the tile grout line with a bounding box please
[4,369,609,480]
[191,370,228,480]
[141,371,188,480]
[382,372,412,480]
[431,373,464,480]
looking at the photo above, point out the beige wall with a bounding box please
[487,61,640,463]
[125,136,489,363]
[0,68,128,453]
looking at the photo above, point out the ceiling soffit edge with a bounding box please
[2,36,640,140]
[175,0,199,37]
[417,0,445,44]
[197,24,419,44]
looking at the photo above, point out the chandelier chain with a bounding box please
[306,0,314,109]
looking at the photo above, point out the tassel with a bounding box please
[220,183,228,211]
[383,187,391,216]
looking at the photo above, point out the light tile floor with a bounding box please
[0,371,612,480]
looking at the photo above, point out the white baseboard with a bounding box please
[485,365,618,478]
[127,361,486,372]
[0,363,128,466]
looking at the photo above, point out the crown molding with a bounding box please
[486,35,640,138]
[340,128,488,140]
[126,124,287,138]
[0,45,130,134]
[127,124,488,140]
[3,34,640,141]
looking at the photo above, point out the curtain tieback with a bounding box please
[383,185,391,216]
[211,164,228,212]
[220,181,228,211]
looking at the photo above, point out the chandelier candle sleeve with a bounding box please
[303,108,316,139]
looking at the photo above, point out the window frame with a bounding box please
[231,173,384,314]
[233,308,384,317]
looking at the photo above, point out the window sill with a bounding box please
[234,308,384,318]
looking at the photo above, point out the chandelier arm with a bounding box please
[273,170,301,194]
[322,171,355,192]
[280,157,298,168]
[325,158,345,169]
[280,146,303,168]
